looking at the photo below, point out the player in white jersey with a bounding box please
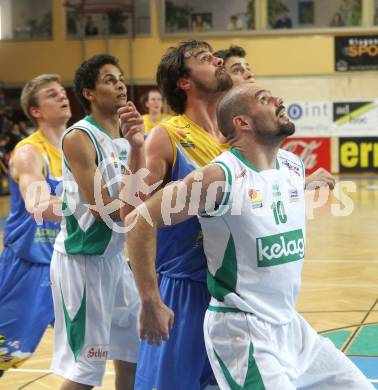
[214,44,335,190]
[50,54,144,389]
[125,83,373,389]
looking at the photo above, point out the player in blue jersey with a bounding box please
[0,74,71,376]
[120,40,232,390]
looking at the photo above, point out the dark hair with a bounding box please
[216,86,251,140]
[156,40,212,114]
[74,54,122,112]
[140,89,161,110]
[213,45,246,63]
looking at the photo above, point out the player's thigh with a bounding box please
[204,310,295,390]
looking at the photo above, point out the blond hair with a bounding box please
[20,74,61,126]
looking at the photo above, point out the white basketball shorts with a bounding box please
[50,250,140,387]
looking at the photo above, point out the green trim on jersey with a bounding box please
[215,161,232,206]
[207,233,238,301]
[208,305,242,313]
[62,125,105,168]
[214,342,265,389]
[61,284,86,361]
[299,158,305,185]
[62,194,113,255]
[63,155,72,172]
[200,161,233,218]
[230,147,279,171]
[85,115,112,138]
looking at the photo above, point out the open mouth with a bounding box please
[276,106,287,118]
[117,93,127,99]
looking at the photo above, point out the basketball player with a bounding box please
[142,89,172,134]
[126,83,374,390]
[0,74,70,375]
[50,54,143,390]
[121,40,335,390]
[214,45,335,189]
[123,40,233,390]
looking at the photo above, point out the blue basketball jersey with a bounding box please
[155,115,227,282]
[3,131,62,264]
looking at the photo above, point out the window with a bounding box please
[65,0,151,39]
[162,0,256,34]
[0,0,51,40]
[267,0,362,30]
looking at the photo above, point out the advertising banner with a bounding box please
[333,101,378,136]
[286,101,332,136]
[281,137,331,174]
[339,137,378,173]
[335,35,378,71]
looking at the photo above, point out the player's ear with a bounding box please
[233,115,250,132]
[82,88,94,104]
[29,106,41,121]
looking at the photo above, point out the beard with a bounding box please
[278,121,295,137]
[191,67,233,94]
[215,67,233,92]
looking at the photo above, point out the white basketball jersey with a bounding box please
[54,116,129,258]
[199,147,306,325]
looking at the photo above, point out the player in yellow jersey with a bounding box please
[0,74,71,376]
[121,40,233,390]
[142,89,172,134]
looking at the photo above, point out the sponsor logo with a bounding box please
[110,152,119,168]
[287,102,329,121]
[339,138,378,172]
[235,169,247,180]
[282,141,320,172]
[289,188,299,202]
[333,101,376,126]
[272,184,281,198]
[177,131,195,148]
[281,158,301,176]
[256,229,305,267]
[119,150,128,161]
[85,345,109,364]
[335,35,378,72]
[248,188,263,209]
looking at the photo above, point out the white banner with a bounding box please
[286,101,332,136]
[286,100,378,137]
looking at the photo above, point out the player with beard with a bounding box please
[122,40,233,390]
[214,45,335,190]
[126,83,373,390]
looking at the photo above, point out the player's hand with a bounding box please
[305,168,335,190]
[139,300,174,345]
[118,102,145,148]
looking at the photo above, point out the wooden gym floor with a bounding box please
[0,175,377,389]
